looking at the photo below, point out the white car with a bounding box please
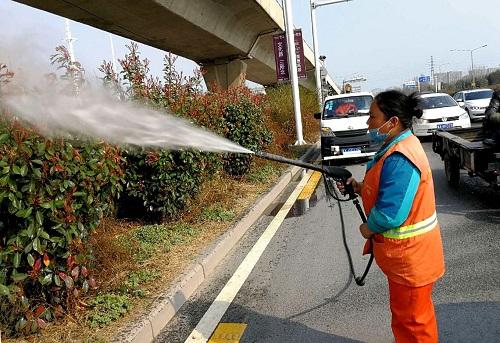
[412,93,471,137]
[453,89,493,121]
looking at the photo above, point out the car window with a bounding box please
[454,93,463,101]
[464,90,493,100]
[419,95,457,109]
[323,95,373,118]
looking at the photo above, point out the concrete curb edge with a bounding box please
[113,142,320,343]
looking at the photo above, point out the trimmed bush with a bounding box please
[222,98,272,176]
[101,43,272,219]
[117,149,218,221]
[0,116,123,336]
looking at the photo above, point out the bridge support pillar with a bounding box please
[202,59,247,90]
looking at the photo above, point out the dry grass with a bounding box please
[265,84,320,154]
[5,162,286,343]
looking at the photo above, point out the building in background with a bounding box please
[434,71,462,84]
[403,80,418,90]
[469,65,488,79]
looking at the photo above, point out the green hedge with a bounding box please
[117,150,219,221]
[222,99,272,176]
[102,43,273,217]
[0,117,123,336]
[0,42,276,336]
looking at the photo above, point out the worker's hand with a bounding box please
[359,223,374,239]
[336,177,362,195]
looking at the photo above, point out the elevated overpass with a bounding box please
[14,0,340,93]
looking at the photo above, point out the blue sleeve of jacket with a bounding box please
[367,152,421,233]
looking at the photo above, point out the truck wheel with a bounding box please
[444,154,460,188]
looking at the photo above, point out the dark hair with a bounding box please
[374,90,423,129]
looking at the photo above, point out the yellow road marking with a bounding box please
[208,323,247,343]
[297,171,322,200]
[185,170,313,342]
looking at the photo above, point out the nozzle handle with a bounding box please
[344,181,356,200]
[322,165,352,181]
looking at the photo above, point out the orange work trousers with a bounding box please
[388,279,438,343]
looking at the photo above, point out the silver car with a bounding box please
[453,89,493,121]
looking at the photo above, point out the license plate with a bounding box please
[437,123,453,129]
[342,147,361,155]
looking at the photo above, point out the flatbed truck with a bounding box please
[432,127,500,188]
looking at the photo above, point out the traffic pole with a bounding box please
[310,0,322,108]
[283,0,305,145]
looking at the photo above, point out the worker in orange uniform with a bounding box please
[338,90,445,342]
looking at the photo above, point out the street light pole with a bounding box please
[283,0,304,145]
[310,0,321,108]
[64,19,76,63]
[108,33,118,75]
[470,50,475,86]
[450,44,487,88]
[310,0,352,108]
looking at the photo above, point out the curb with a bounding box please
[295,171,323,216]
[113,142,320,343]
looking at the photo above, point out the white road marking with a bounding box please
[184,169,313,342]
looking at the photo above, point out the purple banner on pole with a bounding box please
[273,33,289,81]
[294,29,307,79]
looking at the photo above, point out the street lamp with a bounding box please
[450,44,487,88]
[283,0,305,145]
[310,0,352,108]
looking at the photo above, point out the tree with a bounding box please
[487,70,500,86]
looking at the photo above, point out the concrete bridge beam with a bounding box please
[202,59,247,90]
[14,0,340,92]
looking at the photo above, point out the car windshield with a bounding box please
[420,95,457,109]
[465,90,493,100]
[323,95,372,118]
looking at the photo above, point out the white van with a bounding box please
[314,92,379,162]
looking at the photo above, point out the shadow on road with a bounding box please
[223,301,366,343]
[159,299,500,342]
[286,273,353,321]
[433,167,500,225]
[157,298,365,342]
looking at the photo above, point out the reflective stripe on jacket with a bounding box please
[361,134,445,287]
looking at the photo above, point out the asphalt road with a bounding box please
[156,139,500,343]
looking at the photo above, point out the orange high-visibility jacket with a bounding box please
[361,134,445,287]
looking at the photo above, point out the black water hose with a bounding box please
[254,151,352,181]
[254,151,373,286]
[323,176,374,286]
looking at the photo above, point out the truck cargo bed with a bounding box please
[433,127,489,151]
[432,127,499,188]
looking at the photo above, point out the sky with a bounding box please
[0,0,499,91]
